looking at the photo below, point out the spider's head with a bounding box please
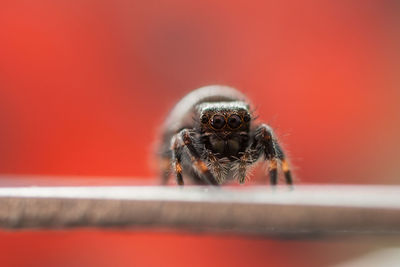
[197,101,251,136]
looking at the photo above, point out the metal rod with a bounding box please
[0,185,400,236]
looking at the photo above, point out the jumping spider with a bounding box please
[158,85,293,186]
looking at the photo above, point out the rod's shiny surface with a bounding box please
[1,184,400,236]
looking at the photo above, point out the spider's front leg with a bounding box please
[253,124,293,186]
[171,129,219,185]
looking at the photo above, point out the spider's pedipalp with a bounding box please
[204,150,229,184]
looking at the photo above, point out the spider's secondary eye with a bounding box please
[200,115,208,123]
[211,115,226,129]
[228,114,242,129]
[243,114,251,122]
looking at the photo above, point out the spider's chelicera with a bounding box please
[158,85,293,186]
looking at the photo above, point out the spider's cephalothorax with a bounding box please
[158,85,293,186]
[197,101,251,159]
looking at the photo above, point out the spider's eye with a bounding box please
[200,115,208,124]
[228,114,242,129]
[211,115,226,129]
[243,114,251,122]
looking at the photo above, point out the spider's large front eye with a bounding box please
[228,114,242,129]
[211,115,226,129]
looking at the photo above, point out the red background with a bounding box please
[0,1,399,266]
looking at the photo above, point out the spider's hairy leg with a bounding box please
[268,158,278,185]
[253,124,293,186]
[171,135,184,185]
[252,124,278,185]
[275,142,293,186]
[179,129,219,185]
[159,155,172,185]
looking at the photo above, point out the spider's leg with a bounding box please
[254,124,293,186]
[275,142,293,185]
[179,129,219,185]
[268,158,278,185]
[159,150,172,185]
[160,158,171,185]
[171,135,184,185]
[253,124,278,185]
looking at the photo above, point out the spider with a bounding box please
[158,85,293,186]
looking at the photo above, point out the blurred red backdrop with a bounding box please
[0,0,399,266]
